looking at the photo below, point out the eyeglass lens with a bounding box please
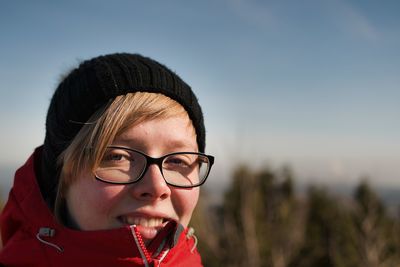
[95,147,210,187]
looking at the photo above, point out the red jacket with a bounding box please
[0,149,203,266]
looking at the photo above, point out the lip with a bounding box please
[117,210,175,226]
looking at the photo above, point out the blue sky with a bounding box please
[1,0,399,193]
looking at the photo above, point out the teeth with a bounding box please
[124,217,164,227]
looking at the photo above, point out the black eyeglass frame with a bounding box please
[94,146,215,188]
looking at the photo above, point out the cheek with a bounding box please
[172,188,200,226]
[65,175,125,230]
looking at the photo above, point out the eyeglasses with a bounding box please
[94,146,215,188]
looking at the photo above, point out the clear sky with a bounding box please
[1,0,399,194]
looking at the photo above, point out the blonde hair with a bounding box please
[58,92,193,188]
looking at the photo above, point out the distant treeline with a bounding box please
[192,165,400,267]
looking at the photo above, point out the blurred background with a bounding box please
[1,1,400,266]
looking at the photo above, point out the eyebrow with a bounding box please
[164,139,198,152]
[112,136,198,152]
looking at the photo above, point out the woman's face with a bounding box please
[65,115,200,242]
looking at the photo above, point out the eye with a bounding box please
[164,155,192,168]
[168,158,185,165]
[106,153,123,161]
[103,149,131,162]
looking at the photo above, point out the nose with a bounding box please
[129,164,171,201]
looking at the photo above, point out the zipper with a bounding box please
[130,225,172,266]
[130,225,151,267]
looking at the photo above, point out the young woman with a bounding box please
[0,53,214,266]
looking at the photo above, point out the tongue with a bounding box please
[136,225,159,243]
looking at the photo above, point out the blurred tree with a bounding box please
[256,166,303,267]
[217,165,303,267]
[353,179,400,266]
[221,165,257,266]
[289,187,359,267]
[190,189,223,267]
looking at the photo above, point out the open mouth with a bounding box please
[119,216,169,228]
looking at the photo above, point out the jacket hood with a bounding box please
[0,147,202,266]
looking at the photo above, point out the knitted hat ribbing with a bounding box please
[40,53,205,207]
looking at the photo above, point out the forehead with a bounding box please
[114,116,197,153]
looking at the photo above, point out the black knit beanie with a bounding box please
[41,53,205,208]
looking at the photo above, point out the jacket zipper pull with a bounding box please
[186,227,198,253]
[36,227,64,252]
